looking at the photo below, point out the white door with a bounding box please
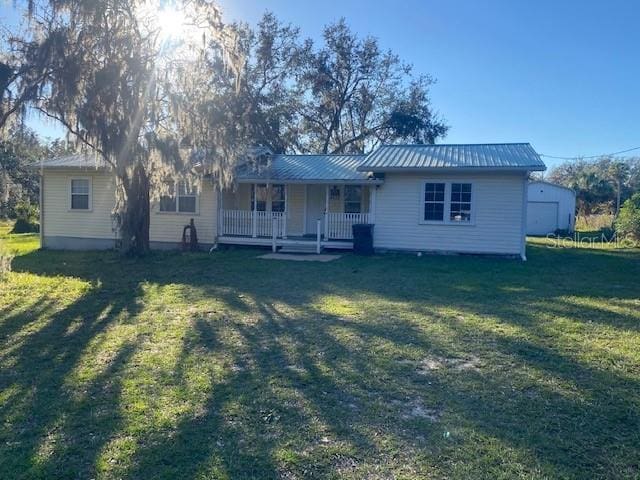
[527,202,559,235]
[305,185,325,234]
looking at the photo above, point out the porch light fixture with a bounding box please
[330,186,340,199]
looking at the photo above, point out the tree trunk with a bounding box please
[119,163,150,255]
[615,180,621,217]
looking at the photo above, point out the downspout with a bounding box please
[520,172,528,261]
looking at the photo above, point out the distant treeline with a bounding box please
[0,127,73,218]
[545,156,640,216]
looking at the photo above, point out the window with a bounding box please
[421,182,474,224]
[344,185,362,213]
[450,183,472,223]
[177,184,197,213]
[70,178,90,210]
[424,183,445,221]
[159,183,177,212]
[251,184,268,211]
[159,181,198,214]
[271,184,286,212]
[251,184,285,212]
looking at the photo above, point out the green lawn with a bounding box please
[1,231,639,479]
[0,221,40,255]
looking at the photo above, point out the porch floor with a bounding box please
[217,235,354,250]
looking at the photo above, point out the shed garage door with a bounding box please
[527,202,558,235]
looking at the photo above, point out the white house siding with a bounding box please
[527,182,575,233]
[42,170,117,249]
[373,172,526,255]
[286,184,305,236]
[149,178,217,246]
[42,170,217,249]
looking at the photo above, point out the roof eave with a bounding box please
[235,178,384,185]
[356,165,546,173]
[35,165,111,172]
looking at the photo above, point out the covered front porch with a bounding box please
[217,182,377,251]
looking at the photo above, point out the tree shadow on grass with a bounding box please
[1,253,144,478]
[3,245,640,478]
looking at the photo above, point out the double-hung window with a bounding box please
[159,181,198,214]
[423,183,445,221]
[450,183,472,223]
[177,184,197,213]
[422,182,473,224]
[70,178,91,210]
[344,185,362,213]
[251,184,285,212]
[251,184,268,211]
[271,184,286,212]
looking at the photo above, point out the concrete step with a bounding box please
[278,244,319,254]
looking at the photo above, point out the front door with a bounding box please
[305,185,325,235]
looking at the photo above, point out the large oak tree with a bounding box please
[1,0,246,254]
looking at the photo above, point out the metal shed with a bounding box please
[527,181,576,235]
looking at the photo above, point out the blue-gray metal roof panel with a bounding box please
[39,154,110,169]
[236,154,374,182]
[358,143,545,171]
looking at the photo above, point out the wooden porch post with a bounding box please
[370,185,377,224]
[252,183,257,237]
[316,219,322,254]
[217,186,223,237]
[324,185,330,240]
[283,184,288,239]
[272,216,277,252]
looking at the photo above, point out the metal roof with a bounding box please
[358,143,546,171]
[528,180,575,194]
[236,154,378,183]
[39,154,110,170]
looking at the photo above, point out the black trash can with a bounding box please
[352,223,374,255]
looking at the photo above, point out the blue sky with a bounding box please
[3,0,639,170]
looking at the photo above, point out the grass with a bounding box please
[0,232,639,479]
[0,220,40,255]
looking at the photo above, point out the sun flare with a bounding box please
[156,6,187,42]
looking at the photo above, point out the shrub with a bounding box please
[615,193,640,241]
[11,217,39,233]
[10,201,39,234]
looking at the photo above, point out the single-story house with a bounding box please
[38,143,546,259]
[526,181,576,235]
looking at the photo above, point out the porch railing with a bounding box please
[221,209,286,238]
[220,209,370,241]
[325,212,371,240]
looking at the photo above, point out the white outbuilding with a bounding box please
[527,181,576,235]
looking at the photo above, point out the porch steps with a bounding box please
[278,243,320,254]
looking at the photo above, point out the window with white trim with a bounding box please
[423,182,445,221]
[159,181,198,213]
[251,184,285,212]
[344,185,362,213]
[177,183,197,213]
[422,182,473,224]
[70,178,91,210]
[450,183,472,223]
[251,184,268,211]
[271,184,286,212]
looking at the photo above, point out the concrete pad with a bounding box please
[258,253,341,262]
